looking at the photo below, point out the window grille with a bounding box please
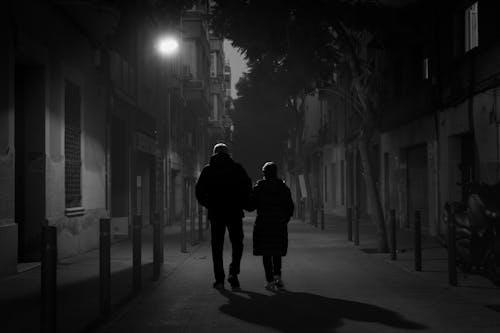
[422,57,429,80]
[65,80,82,208]
[210,52,217,78]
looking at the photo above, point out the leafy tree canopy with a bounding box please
[210,0,410,96]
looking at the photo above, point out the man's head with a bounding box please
[262,161,277,179]
[213,143,229,155]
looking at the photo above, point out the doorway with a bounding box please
[110,115,129,236]
[383,152,390,219]
[136,151,155,225]
[448,132,479,202]
[406,144,428,230]
[15,63,45,262]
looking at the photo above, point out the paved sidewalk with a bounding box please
[97,217,500,333]
[318,213,500,292]
[0,222,205,333]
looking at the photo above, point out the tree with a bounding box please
[232,65,293,181]
[210,0,421,252]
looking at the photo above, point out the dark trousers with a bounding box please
[210,218,244,282]
[263,255,282,282]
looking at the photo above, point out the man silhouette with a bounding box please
[195,143,252,289]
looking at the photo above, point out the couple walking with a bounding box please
[196,143,294,291]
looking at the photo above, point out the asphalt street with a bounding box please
[99,218,500,333]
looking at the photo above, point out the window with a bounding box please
[64,80,82,208]
[211,94,218,120]
[210,52,217,78]
[422,57,429,80]
[465,2,479,52]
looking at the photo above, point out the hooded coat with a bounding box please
[250,178,294,256]
[195,153,252,221]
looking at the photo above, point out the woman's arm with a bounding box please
[245,185,259,212]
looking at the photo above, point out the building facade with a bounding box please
[0,0,214,278]
[285,0,500,241]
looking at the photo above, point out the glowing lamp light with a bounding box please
[156,36,179,57]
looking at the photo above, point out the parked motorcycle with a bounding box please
[443,182,500,280]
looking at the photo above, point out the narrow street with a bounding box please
[99,218,500,333]
[4,2,500,333]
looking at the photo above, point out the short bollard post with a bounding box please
[347,207,353,241]
[198,204,203,241]
[390,209,397,261]
[41,224,57,333]
[354,206,360,246]
[190,204,196,246]
[414,210,422,272]
[448,209,458,286]
[153,214,163,280]
[132,215,142,292]
[320,206,325,230]
[310,205,315,226]
[99,218,111,317]
[181,209,187,253]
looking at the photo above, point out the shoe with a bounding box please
[227,275,240,289]
[273,275,284,289]
[265,281,276,291]
[213,281,225,290]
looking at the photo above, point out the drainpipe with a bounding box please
[495,89,500,179]
[433,4,443,237]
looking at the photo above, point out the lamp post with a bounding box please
[155,34,182,255]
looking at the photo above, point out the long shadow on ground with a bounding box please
[219,289,427,332]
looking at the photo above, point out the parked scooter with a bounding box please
[443,182,500,280]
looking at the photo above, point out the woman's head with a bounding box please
[262,161,277,179]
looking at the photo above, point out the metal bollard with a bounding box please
[190,204,196,246]
[390,209,397,261]
[181,209,187,253]
[447,209,458,286]
[310,205,315,226]
[320,206,325,230]
[354,206,360,246]
[99,218,111,317]
[132,215,142,292]
[153,213,163,280]
[414,210,422,272]
[41,224,57,333]
[347,207,353,241]
[198,204,203,241]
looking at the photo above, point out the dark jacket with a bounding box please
[195,153,252,221]
[249,178,294,256]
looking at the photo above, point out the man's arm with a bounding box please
[245,184,258,212]
[237,164,253,211]
[195,167,210,208]
[285,187,295,219]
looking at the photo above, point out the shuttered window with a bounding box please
[465,2,479,52]
[64,80,82,208]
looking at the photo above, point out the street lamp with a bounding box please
[155,35,180,57]
[154,33,181,250]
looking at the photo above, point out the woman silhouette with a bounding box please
[248,162,294,290]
